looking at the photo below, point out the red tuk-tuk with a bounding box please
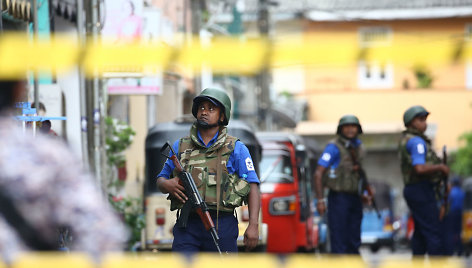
[257,132,317,253]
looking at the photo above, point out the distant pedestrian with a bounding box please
[313,114,373,254]
[444,176,465,255]
[399,105,449,256]
[31,102,58,136]
[31,101,46,116]
[0,79,128,264]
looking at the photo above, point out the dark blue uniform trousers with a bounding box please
[172,211,238,253]
[328,191,363,254]
[403,181,443,255]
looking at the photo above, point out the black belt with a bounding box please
[188,209,234,219]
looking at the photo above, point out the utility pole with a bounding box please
[33,0,40,113]
[191,0,202,94]
[83,0,106,189]
[257,0,272,130]
[77,0,89,168]
[0,0,3,32]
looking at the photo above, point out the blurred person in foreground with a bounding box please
[313,115,372,254]
[399,105,449,256]
[0,80,128,263]
[156,88,260,253]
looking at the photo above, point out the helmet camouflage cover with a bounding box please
[403,105,429,127]
[336,114,363,135]
[192,88,231,126]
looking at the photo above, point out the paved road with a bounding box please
[360,245,412,266]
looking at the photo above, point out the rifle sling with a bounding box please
[216,148,222,232]
[347,146,365,196]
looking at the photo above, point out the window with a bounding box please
[260,152,294,183]
[465,24,472,41]
[357,26,394,89]
[358,26,392,48]
[358,61,394,89]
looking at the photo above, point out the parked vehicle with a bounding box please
[360,181,400,252]
[142,116,267,251]
[462,177,472,255]
[256,132,318,253]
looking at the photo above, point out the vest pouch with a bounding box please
[190,166,208,198]
[222,174,250,208]
[203,168,219,205]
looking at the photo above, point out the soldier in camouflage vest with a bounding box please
[157,88,260,253]
[313,115,373,254]
[399,105,449,256]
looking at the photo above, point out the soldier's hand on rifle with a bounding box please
[161,177,188,203]
[316,200,326,216]
[361,194,373,206]
[244,223,259,251]
[439,164,449,176]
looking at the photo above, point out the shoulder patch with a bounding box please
[321,153,331,162]
[245,157,255,171]
[417,143,425,154]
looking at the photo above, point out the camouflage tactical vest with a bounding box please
[170,123,250,212]
[322,137,364,194]
[399,128,441,185]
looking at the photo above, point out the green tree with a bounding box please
[108,196,145,250]
[451,131,472,177]
[413,65,434,89]
[104,117,144,250]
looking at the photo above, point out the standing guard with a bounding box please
[313,114,372,254]
[399,105,449,256]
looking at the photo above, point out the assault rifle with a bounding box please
[160,142,222,254]
[439,145,449,221]
[347,147,381,219]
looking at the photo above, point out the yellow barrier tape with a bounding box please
[177,37,267,75]
[191,253,279,268]
[102,253,187,268]
[285,255,367,268]
[83,42,174,76]
[379,257,463,268]
[0,34,79,79]
[0,33,472,78]
[12,253,94,268]
[2,253,469,268]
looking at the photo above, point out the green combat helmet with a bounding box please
[336,114,363,135]
[403,105,429,127]
[192,88,231,126]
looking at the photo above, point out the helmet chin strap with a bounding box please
[196,112,225,129]
[340,133,358,140]
[196,120,220,129]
